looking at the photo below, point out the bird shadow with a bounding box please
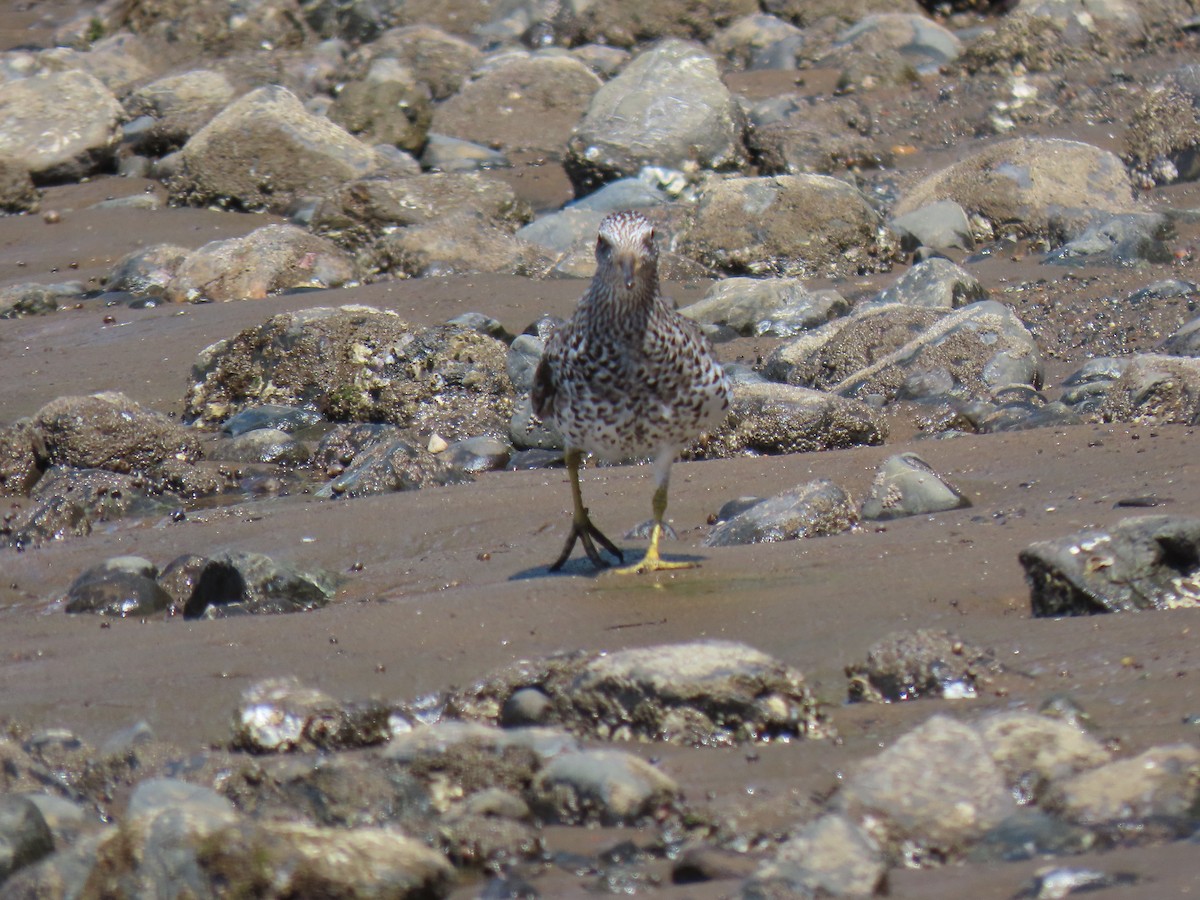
[509,551,707,580]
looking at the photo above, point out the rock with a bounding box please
[1125,66,1200,186]
[845,628,1001,703]
[1161,315,1200,357]
[1094,354,1200,425]
[311,172,529,252]
[516,207,611,256]
[0,421,44,496]
[166,225,357,303]
[835,714,1018,862]
[711,13,805,70]
[569,0,758,48]
[747,93,890,177]
[166,85,385,213]
[222,405,325,436]
[328,58,432,155]
[346,25,481,101]
[873,258,988,309]
[34,392,202,474]
[180,550,339,618]
[889,199,975,252]
[566,39,746,193]
[831,13,961,71]
[1013,868,1141,900]
[1021,515,1200,617]
[1043,213,1173,266]
[688,382,886,458]
[704,479,858,546]
[0,70,121,182]
[64,558,173,617]
[744,814,886,898]
[509,396,564,451]
[0,794,55,882]
[0,156,37,213]
[680,277,848,336]
[420,133,508,172]
[433,55,601,155]
[506,333,546,394]
[678,174,898,277]
[893,138,1138,239]
[0,282,86,319]
[369,210,552,278]
[860,452,971,520]
[444,435,512,474]
[1043,743,1200,834]
[567,640,831,745]
[976,711,1112,805]
[320,436,472,498]
[126,778,238,820]
[118,0,309,54]
[123,69,237,155]
[232,677,392,753]
[530,750,681,826]
[185,306,515,440]
[103,245,190,303]
[212,428,312,466]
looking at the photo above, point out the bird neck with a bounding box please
[585,278,660,339]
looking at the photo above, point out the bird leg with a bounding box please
[613,459,696,575]
[549,449,624,572]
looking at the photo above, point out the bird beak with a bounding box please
[616,251,637,290]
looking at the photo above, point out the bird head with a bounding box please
[595,210,659,294]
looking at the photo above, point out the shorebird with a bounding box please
[532,210,732,574]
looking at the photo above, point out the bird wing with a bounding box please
[531,344,558,421]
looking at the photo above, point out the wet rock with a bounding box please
[1021,515,1200,617]
[222,404,325,436]
[517,207,611,256]
[20,794,87,850]
[327,58,432,156]
[893,137,1137,239]
[312,172,529,252]
[1093,354,1200,425]
[873,258,988,309]
[678,174,898,277]
[860,452,970,521]
[566,39,746,193]
[232,677,392,753]
[0,794,55,882]
[433,55,600,155]
[0,282,86,319]
[969,807,1095,863]
[212,428,312,467]
[33,392,201,475]
[0,156,37,213]
[118,0,309,55]
[123,69,237,155]
[711,13,805,71]
[0,70,122,182]
[1124,66,1200,186]
[420,133,509,172]
[835,714,1018,862]
[321,436,473,497]
[1043,213,1173,266]
[976,711,1112,806]
[1015,867,1140,900]
[688,382,886,458]
[64,558,172,618]
[704,479,858,546]
[679,277,848,337]
[509,396,564,451]
[316,422,407,469]
[845,628,1001,703]
[837,13,960,68]
[506,333,546,394]
[185,306,515,440]
[529,750,681,826]
[1161,314,1200,357]
[889,199,975,253]
[370,210,552,278]
[182,550,339,618]
[104,245,189,299]
[747,92,890,178]
[0,421,44,496]
[569,0,758,48]
[167,224,356,304]
[443,435,512,474]
[165,85,385,213]
[345,25,481,101]
[501,688,554,727]
[1042,743,1200,835]
[1060,357,1129,410]
[743,813,886,899]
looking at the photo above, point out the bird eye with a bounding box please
[597,236,611,256]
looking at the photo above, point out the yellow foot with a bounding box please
[611,553,697,575]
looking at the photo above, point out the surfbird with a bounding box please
[532,210,732,574]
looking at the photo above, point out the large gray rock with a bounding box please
[704,479,858,546]
[0,70,122,182]
[1125,66,1200,186]
[1093,353,1200,425]
[1043,212,1173,266]
[711,13,805,71]
[1021,515,1200,616]
[318,436,472,498]
[845,628,1000,703]
[860,452,970,520]
[343,25,482,100]
[232,677,391,752]
[678,174,898,277]
[689,382,886,458]
[369,211,552,278]
[123,69,237,155]
[104,245,190,299]
[830,13,961,70]
[165,85,385,212]
[166,225,357,303]
[566,39,746,192]
[185,306,515,440]
[433,55,601,155]
[744,814,886,898]
[977,711,1112,804]
[680,277,847,336]
[888,199,975,252]
[0,794,55,883]
[529,750,681,825]
[873,257,987,309]
[1160,315,1200,357]
[327,58,433,155]
[893,137,1137,239]
[835,714,1018,861]
[0,421,43,496]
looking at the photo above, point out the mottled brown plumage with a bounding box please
[533,210,732,573]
